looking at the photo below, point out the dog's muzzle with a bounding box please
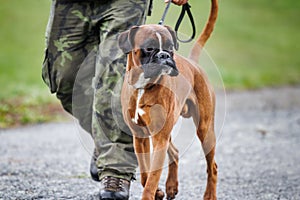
[142,50,178,79]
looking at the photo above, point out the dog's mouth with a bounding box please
[141,63,178,79]
[141,49,179,79]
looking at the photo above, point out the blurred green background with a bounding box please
[0,0,299,127]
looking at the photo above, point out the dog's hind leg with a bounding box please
[192,87,217,200]
[166,139,179,199]
[197,120,217,200]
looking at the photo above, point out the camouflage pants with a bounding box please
[42,0,149,181]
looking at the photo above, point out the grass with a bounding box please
[0,0,51,99]
[0,0,299,127]
[0,0,62,128]
[211,0,300,88]
[0,95,67,128]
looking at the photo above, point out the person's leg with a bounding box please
[92,0,149,181]
[42,0,98,133]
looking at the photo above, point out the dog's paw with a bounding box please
[203,190,217,200]
[155,188,165,200]
[166,181,178,199]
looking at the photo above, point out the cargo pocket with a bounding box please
[42,48,57,93]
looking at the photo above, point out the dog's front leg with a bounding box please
[142,130,171,200]
[133,136,151,187]
[166,139,179,199]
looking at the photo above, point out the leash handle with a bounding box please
[175,3,196,43]
[158,0,172,25]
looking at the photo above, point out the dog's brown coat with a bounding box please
[120,1,218,199]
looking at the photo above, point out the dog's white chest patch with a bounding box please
[133,72,150,89]
[132,89,145,124]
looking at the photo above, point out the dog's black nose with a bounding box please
[156,51,170,60]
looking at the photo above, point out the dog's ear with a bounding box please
[164,25,179,51]
[118,26,139,54]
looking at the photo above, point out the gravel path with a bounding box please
[1,87,300,200]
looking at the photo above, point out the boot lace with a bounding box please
[102,177,125,191]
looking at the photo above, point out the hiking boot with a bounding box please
[99,176,130,200]
[90,150,100,182]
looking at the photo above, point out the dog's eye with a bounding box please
[168,46,174,51]
[145,48,154,52]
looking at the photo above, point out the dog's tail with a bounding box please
[189,0,218,63]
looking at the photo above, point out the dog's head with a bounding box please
[118,25,179,89]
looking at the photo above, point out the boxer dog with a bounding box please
[118,0,218,199]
